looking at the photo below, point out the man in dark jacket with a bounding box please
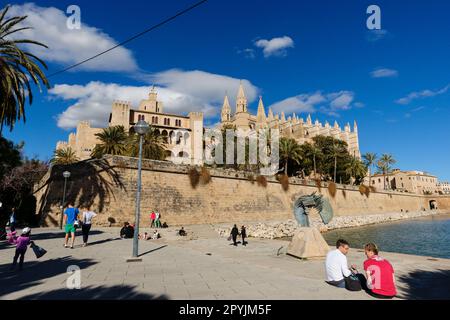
[241,226,247,246]
[120,222,134,239]
[230,224,239,246]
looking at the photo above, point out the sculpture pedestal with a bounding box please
[287,227,330,260]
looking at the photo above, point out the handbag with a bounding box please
[31,243,47,259]
[227,236,231,241]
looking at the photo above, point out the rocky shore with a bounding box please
[214,210,442,239]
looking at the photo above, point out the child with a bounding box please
[11,227,34,271]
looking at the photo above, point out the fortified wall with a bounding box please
[34,156,450,227]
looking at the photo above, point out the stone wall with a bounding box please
[34,156,450,227]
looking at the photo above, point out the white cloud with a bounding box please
[7,3,138,72]
[254,36,294,58]
[396,84,450,105]
[237,48,256,59]
[269,91,355,116]
[370,68,398,78]
[51,70,260,129]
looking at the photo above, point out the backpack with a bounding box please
[345,274,362,291]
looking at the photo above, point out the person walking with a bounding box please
[81,207,97,247]
[64,203,79,249]
[150,211,156,228]
[155,211,161,228]
[230,224,239,246]
[10,227,34,271]
[241,225,247,246]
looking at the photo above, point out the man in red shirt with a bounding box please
[363,243,397,299]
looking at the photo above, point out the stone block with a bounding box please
[287,227,330,260]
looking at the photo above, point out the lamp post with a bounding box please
[60,171,71,229]
[131,120,150,259]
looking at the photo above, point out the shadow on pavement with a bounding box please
[138,245,168,257]
[17,285,169,300]
[398,269,450,299]
[0,256,97,297]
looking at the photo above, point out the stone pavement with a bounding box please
[1,226,450,300]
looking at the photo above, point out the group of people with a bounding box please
[229,225,247,246]
[150,210,162,228]
[325,239,397,299]
[63,203,97,249]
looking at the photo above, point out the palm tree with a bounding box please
[345,156,367,185]
[127,126,165,160]
[379,154,396,190]
[362,152,377,186]
[91,126,128,158]
[0,5,50,134]
[279,137,302,175]
[310,144,321,179]
[330,142,345,183]
[51,147,79,165]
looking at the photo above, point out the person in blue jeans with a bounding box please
[64,203,79,249]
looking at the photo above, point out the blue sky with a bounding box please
[3,0,450,180]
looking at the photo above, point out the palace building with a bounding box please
[56,83,361,164]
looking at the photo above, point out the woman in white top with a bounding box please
[81,207,97,247]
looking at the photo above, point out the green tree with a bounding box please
[345,156,367,185]
[0,5,50,133]
[51,147,79,165]
[299,142,323,179]
[378,154,396,190]
[127,126,165,160]
[279,137,302,176]
[362,152,377,186]
[0,136,22,179]
[91,125,128,158]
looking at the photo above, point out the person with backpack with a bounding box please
[325,239,361,291]
[10,227,34,271]
[81,207,97,247]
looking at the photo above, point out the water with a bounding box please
[322,214,450,259]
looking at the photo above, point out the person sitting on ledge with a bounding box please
[152,230,160,240]
[325,239,361,290]
[120,222,134,239]
[178,227,187,236]
[362,243,397,299]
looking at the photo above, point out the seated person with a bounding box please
[363,243,397,299]
[152,230,160,240]
[178,227,187,236]
[120,222,134,239]
[325,239,358,289]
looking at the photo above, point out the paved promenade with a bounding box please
[1,225,450,300]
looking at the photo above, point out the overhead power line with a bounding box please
[47,0,209,78]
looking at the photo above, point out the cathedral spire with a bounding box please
[256,96,266,123]
[281,111,286,123]
[221,95,231,123]
[306,114,312,125]
[267,107,274,121]
[236,81,248,113]
[353,120,358,133]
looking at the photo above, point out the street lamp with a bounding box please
[131,120,150,260]
[60,171,71,229]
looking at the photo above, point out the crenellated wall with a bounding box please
[34,156,450,227]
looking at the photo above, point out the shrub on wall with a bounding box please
[256,175,268,188]
[188,167,200,189]
[315,178,322,192]
[107,217,116,227]
[200,167,211,185]
[247,174,255,184]
[278,174,289,191]
[359,184,370,197]
[328,182,337,198]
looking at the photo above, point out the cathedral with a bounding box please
[220,82,361,158]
